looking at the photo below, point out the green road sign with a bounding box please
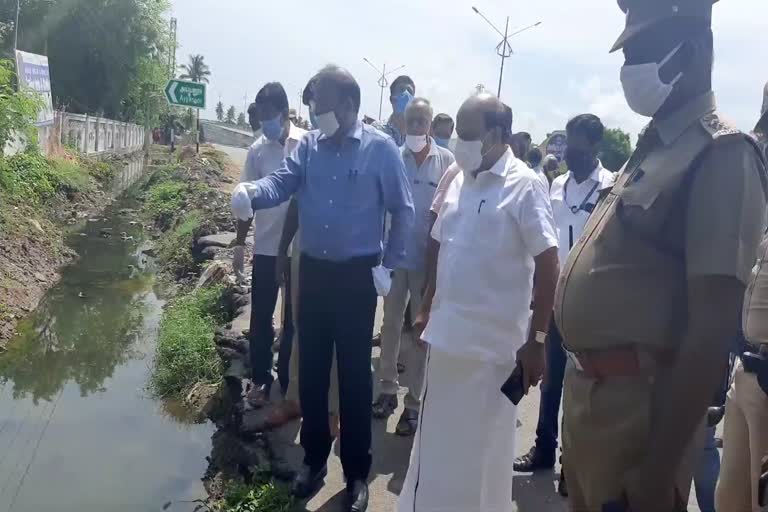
[165,79,206,109]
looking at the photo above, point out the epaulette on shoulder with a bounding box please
[700,112,741,139]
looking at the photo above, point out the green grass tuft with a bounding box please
[150,285,227,399]
[157,212,202,275]
[213,474,297,512]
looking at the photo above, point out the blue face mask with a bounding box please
[393,90,413,114]
[261,114,284,141]
[434,137,450,149]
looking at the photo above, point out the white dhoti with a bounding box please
[397,346,517,512]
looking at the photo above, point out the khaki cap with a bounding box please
[611,0,718,53]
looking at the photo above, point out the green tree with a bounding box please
[599,127,633,172]
[236,112,246,128]
[225,105,236,124]
[215,101,224,122]
[1,0,172,122]
[179,54,211,83]
[0,59,41,151]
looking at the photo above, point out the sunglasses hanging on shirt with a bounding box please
[564,177,600,215]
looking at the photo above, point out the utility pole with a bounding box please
[297,90,303,123]
[363,58,405,121]
[471,7,541,99]
[14,0,20,51]
[168,17,178,79]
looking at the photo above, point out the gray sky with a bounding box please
[171,0,768,143]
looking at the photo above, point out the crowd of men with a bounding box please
[229,1,768,511]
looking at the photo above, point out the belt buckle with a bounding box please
[566,349,584,372]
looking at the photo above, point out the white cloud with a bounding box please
[171,0,768,142]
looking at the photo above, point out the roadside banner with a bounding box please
[15,50,54,126]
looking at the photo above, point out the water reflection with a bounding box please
[0,223,153,403]
[0,157,212,512]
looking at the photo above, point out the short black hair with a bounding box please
[518,131,532,143]
[527,147,543,167]
[302,76,317,106]
[255,82,289,114]
[566,114,604,145]
[390,75,415,96]
[315,65,362,112]
[432,113,454,128]
[484,104,513,140]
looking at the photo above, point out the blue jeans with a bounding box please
[694,425,720,512]
[534,318,567,458]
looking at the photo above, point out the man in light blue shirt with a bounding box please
[372,98,454,437]
[244,65,414,512]
[373,75,415,147]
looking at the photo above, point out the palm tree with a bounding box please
[179,54,211,83]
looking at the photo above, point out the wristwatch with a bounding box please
[534,331,548,345]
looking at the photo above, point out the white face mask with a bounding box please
[310,100,340,137]
[253,128,263,139]
[454,138,484,174]
[620,43,684,117]
[405,134,428,153]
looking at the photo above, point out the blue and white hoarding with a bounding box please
[15,50,54,127]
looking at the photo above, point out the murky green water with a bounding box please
[0,158,213,512]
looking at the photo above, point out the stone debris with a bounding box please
[197,232,237,249]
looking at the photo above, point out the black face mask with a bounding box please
[565,148,595,179]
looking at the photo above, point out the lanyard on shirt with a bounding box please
[564,177,600,214]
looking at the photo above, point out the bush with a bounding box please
[158,212,202,275]
[151,285,227,399]
[146,180,186,219]
[215,475,297,512]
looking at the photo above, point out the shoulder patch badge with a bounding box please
[700,113,740,138]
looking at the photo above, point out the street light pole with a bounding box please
[14,0,20,51]
[472,6,542,99]
[497,17,510,98]
[363,58,406,121]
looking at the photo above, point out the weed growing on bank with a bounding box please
[151,285,227,399]
[208,473,297,512]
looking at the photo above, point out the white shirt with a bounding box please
[533,165,550,191]
[400,139,455,271]
[231,122,306,256]
[550,161,614,267]
[424,148,558,365]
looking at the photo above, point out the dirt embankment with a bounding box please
[0,151,146,346]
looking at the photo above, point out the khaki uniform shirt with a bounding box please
[555,92,767,352]
[744,129,768,346]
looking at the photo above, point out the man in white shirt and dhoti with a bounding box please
[398,93,559,512]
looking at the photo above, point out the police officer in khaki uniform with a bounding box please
[554,1,768,510]
[714,86,768,512]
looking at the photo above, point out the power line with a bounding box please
[9,388,64,511]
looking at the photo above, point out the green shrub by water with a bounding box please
[157,212,202,276]
[214,475,297,512]
[151,285,226,399]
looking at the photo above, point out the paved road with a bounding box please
[216,143,704,512]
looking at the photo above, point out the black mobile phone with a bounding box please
[500,362,525,405]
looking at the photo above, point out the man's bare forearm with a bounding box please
[235,218,251,246]
[528,247,559,341]
[277,199,299,256]
[638,276,742,482]
[421,215,440,315]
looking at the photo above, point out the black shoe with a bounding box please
[291,464,327,498]
[513,446,555,472]
[347,479,369,512]
[707,406,725,427]
[558,469,568,497]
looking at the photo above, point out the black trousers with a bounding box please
[534,317,567,457]
[249,255,293,387]
[298,253,378,481]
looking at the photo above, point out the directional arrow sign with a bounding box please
[165,79,206,109]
